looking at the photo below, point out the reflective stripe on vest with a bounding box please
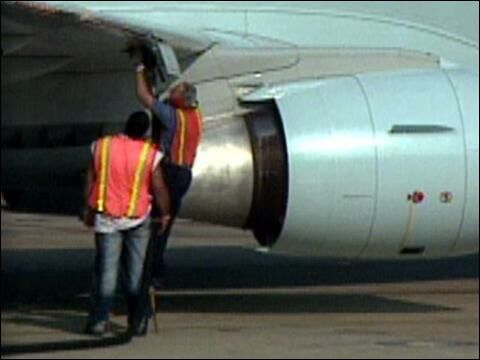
[172,108,203,167]
[97,136,112,212]
[177,110,187,165]
[127,141,154,218]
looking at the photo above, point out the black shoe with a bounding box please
[128,315,150,337]
[85,320,108,336]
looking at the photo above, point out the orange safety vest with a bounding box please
[89,135,158,219]
[170,108,203,168]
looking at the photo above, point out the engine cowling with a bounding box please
[183,69,479,259]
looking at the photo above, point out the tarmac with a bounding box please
[1,211,478,359]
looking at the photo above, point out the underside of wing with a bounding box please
[1,1,212,85]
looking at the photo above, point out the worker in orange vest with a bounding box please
[136,64,203,288]
[82,111,171,336]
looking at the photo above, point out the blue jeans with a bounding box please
[89,219,150,324]
[152,164,192,279]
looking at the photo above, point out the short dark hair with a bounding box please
[124,111,149,139]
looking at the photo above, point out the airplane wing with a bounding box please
[1,1,213,85]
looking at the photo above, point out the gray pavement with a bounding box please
[1,211,479,359]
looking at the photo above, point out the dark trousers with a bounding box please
[89,220,150,325]
[152,164,192,279]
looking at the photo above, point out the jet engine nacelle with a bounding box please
[184,69,479,259]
